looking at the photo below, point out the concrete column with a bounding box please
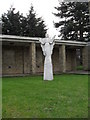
[59,45,66,73]
[30,42,36,74]
[82,46,88,70]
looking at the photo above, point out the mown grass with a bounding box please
[2,74,88,118]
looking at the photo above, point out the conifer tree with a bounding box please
[2,7,23,36]
[2,5,47,37]
[53,2,90,41]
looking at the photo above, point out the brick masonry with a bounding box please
[82,46,88,71]
[88,44,90,70]
[2,45,24,75]
[66,48,77,71]
[2,43,89,75]
[52,46,60,73]
[36,44,44,73]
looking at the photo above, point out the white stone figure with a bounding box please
[39,35,56,80]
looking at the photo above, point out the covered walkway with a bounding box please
[0,35,89,76]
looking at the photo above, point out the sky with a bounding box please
[0,0,64,37]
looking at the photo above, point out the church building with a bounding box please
[0,35,89,76]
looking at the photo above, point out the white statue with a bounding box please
[39,35,56,80]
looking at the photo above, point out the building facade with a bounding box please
[0,35,88,76]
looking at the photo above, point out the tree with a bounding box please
[53,2,90,41]
[36,18,47,37]
[25,5,47,37]
[2,7,23,36]
[2,5,47,37]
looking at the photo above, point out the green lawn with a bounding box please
[2,74,88,118]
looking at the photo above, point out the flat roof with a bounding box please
[0,35,87,46]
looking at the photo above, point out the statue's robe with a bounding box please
[39,36,55,80]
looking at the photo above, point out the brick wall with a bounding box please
[2,43,87,76]
[88,43,90,70]
[66,48,77,71]
[52,46,60,73]
[2,45,31,75]
[36,45,44,73]
[23,46,31,74]
[82,46,88,71]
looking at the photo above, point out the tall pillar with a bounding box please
[30,42,36,74]
[59,45,66,73]
[82,46,88,71]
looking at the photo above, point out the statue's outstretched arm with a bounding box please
[50,35,56,55]
[39,38,46,56]
[41,44,46,56]
[49,35,56,44]
[52,35,56,42]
